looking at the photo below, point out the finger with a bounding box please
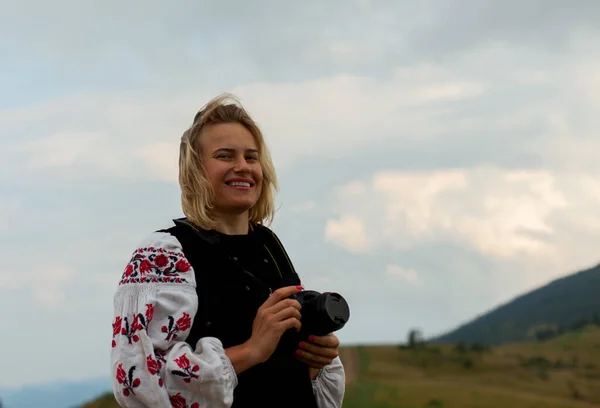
[263,285,302,308]
[295,354,326,369]
[307,334,340,348]
[295,349,333,367]
[298,341,339,359]
[294,351,327,369]
[268,298,302,314]
[273,306,302,323]
[279,317,302,333]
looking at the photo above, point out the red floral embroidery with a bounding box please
[124,264,134,278]
[121,304,154,344]
[112,316,122,348]
[119,246,192,285]
[161,312,192,341]
[146,354,164,388]
[145,304,155,323]
[171,353,200,383]
[147,355,160,375]
[116,363,141,397]
[176,259,191,272]
[120,276,188,285]
[140,259,152,274]
[155,254,169,267]
[169,392,200,408]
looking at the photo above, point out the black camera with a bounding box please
[277,290,350,355]
[291,290,350,336]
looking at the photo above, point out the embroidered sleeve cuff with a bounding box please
[198,337,239,388]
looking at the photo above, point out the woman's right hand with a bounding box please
[245,285,303,364]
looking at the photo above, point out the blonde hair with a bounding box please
[179,93,278,230]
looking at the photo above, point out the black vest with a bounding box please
[161,218,318,408]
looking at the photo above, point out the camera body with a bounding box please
[277,290,350,355]
[291,290,350,336]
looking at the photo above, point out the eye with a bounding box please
[216,153,231,159]
[246,156,259,162]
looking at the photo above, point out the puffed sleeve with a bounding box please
[312,356,346,408]
[110,231,237,408]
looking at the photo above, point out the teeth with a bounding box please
[229,181,251,187]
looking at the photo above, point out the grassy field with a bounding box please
[82,325,600,407]
[343,325,600,408]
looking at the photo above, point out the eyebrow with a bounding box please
[213,148,259,154]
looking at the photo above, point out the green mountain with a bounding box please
[430,263,600,346]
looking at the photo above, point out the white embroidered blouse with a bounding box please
[111,231,346,407]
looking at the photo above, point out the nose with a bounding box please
[233,156,252,174]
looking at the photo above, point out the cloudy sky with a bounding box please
[2,0,600,389]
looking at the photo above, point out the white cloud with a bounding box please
[338,181,367,197]
[413,82,484,103]
[4,40,600,188]
[291,201,317,213]
[375,169,569,257]
[325,167,600,289]
[1,67,490,185]
[17,132,100,169]
[386,265,421,286]
[33,266,72,307]
[236,73,486,160]
[0,272,20,290]
[0,264,74,307]
[134,141,180,183]
[324,214,369,253]
[373,170,469,237]
[0,202,20,233]
[326,41,362,60]
[90,272,121,288]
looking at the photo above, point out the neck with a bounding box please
[213,212,250,235]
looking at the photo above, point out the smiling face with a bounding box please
[199,122,264,216]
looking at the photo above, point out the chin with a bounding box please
[219,200,258,214]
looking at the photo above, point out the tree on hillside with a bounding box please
[455,341,467,353]
[408,328,424,348]
[534,327,557,341]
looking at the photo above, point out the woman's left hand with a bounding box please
[295,333,340,370]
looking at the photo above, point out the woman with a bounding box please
[111,94,346,407]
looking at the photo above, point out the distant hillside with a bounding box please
[0,377,110,408]
[430,263,600,346]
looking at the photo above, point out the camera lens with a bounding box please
[325,293,350,327]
